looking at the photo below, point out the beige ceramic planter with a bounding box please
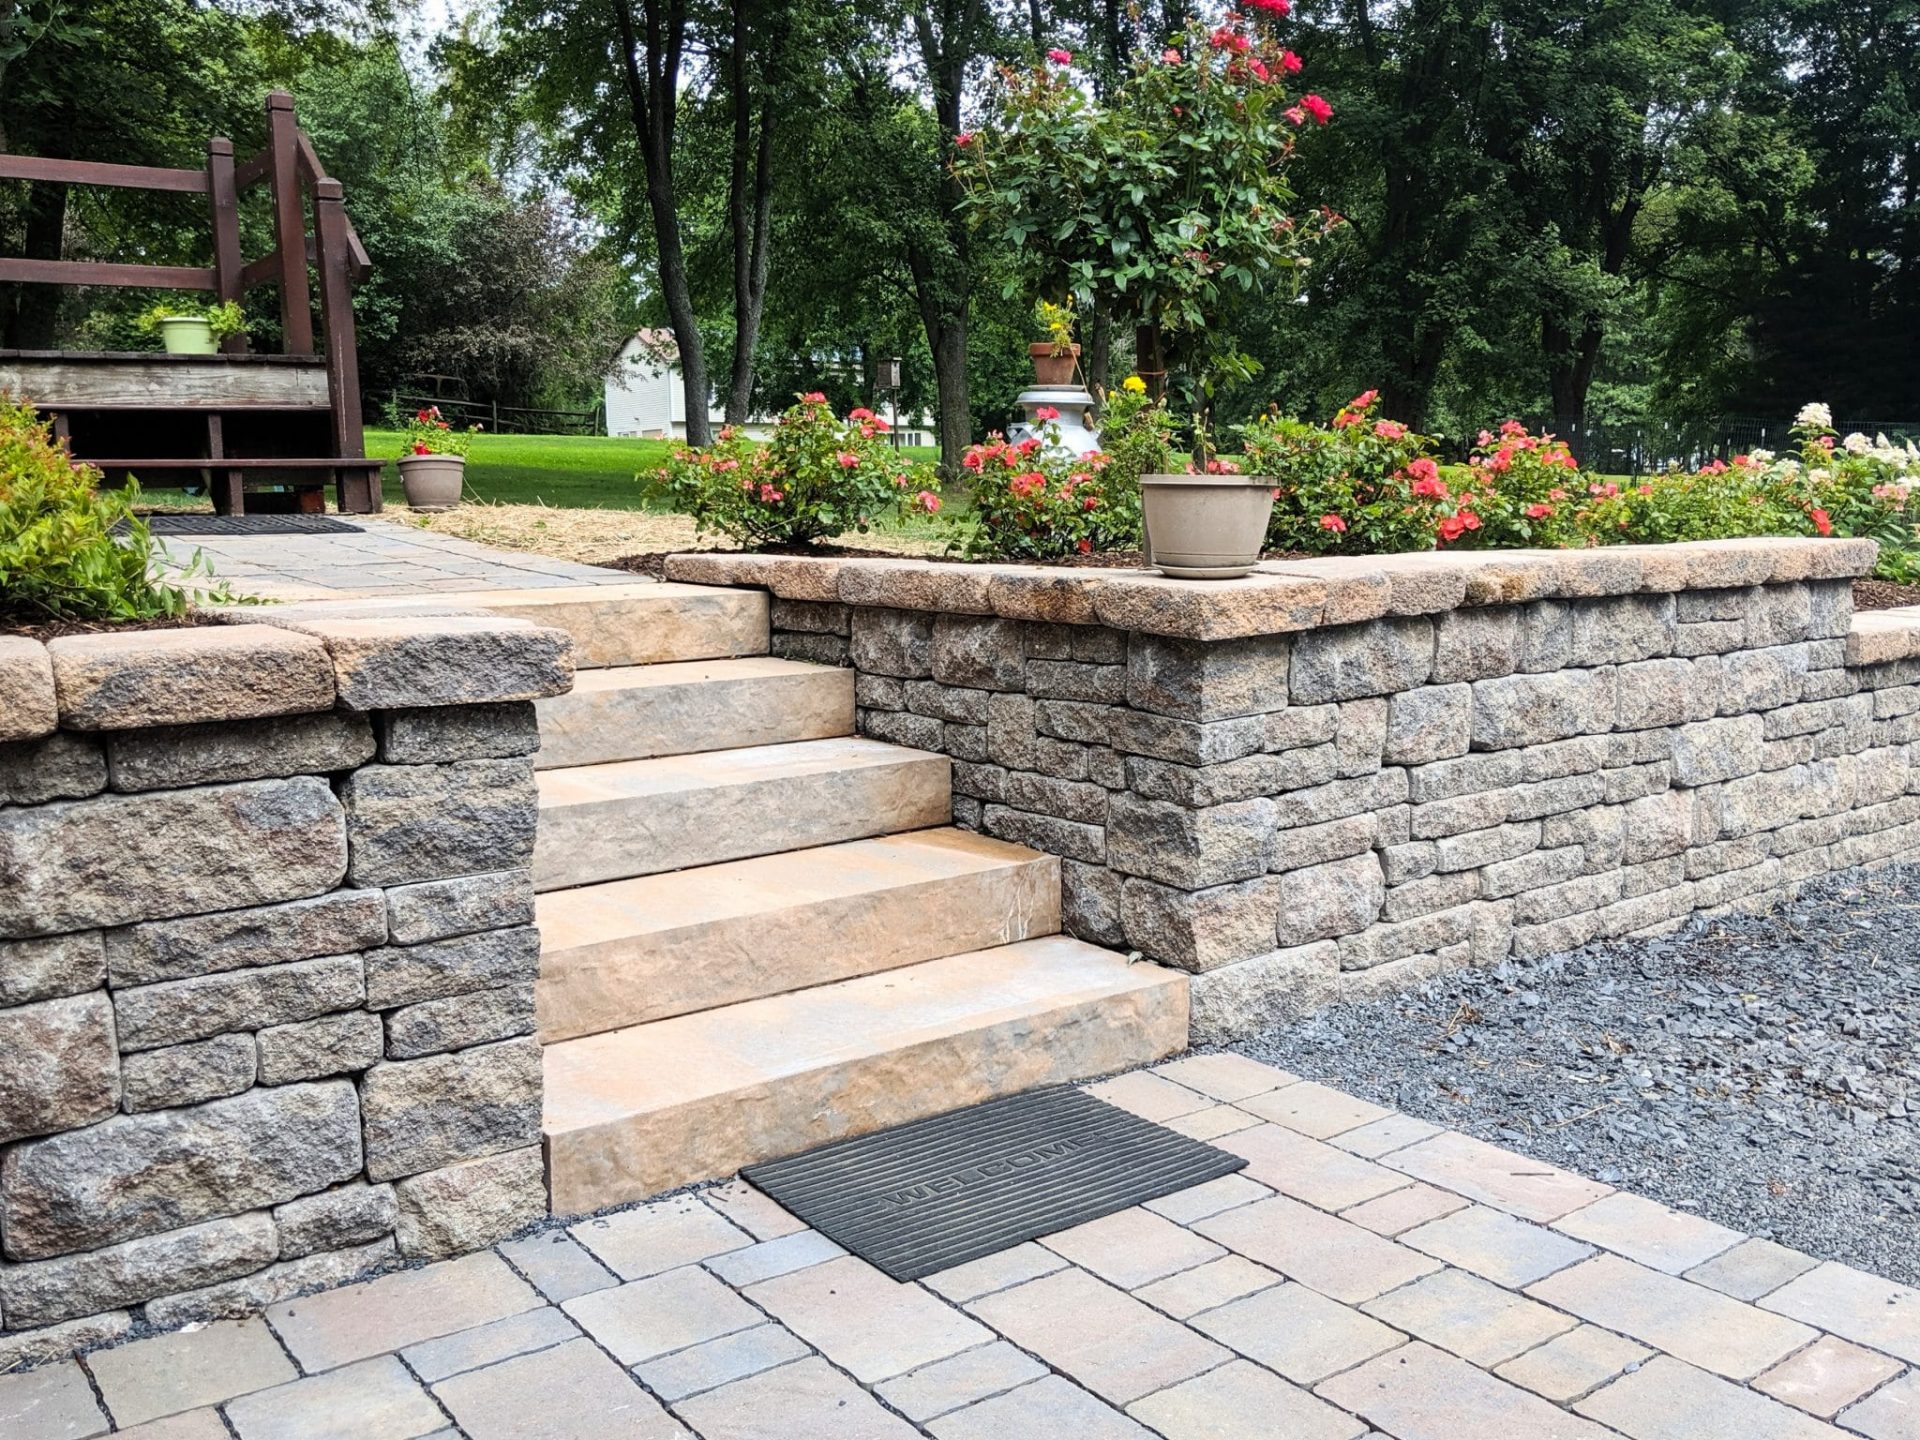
[397,453,465,512]
[1139,472,1276,579]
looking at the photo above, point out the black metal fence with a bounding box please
[1563,416,1920,476]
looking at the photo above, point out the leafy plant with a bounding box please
[1035,298,1077,355]
[136,299,247,342]
[1241,389,1444,554]
[944,413,1133,560]
[645,394,936,547]
[1435,421,1587,548]
[1096,376,1178,536]
[400,404,477,459]
[0,396,225,622]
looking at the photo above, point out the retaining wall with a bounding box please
[667,540,1920,1043]
[0,610,571,1366]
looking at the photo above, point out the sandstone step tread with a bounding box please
[542,935,1189,1213]
[455,581,769,668]
[536,828,1061,1040]
[532,737,951,891]
[534,657,853,770]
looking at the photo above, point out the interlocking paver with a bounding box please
[920,1242,1066,1303]
[1085,1070,1214,1122]
[1165,1103,1264,1141]
[1341,1183,1469,1237]
[1528,1253,1818,1380]
[673,1358,919,1440]
[1576,1354,1850,1439]
[703,1229,845,1287]
[1190,1280,1405,1384]
[1133,1254,1281,1319]
[1238,1080,1394,1139]
[1401,1204,1595,1289]
[1331,1113,1444,1159]
[1151,1052,1296,1101]
[1218,1124,1411,1211]
[1491,1324,1651,1403]
[1127,1358,1368,1440]
[1039,1206,1226,1288]
[1380,1131,1612,1223]
[496,1231,619,1303]
[0,1361,106,1440]
[1755,1335,1903,1418]
[872,1341,1048,1421]
[1194,1194,1441,1304]
[965,1266,1228,1405]
[1839,1370,1920,1439]
[746,1255,989,1383]
[1143,1173,1272,1226]
[87,1319,294,1428]
[1362,1268,1576,1367]
[568,1196,751,1280]
[1682,1237,1820,1301]
[1552,1192,1743,1275]
[700,1181,807,1240]
[564,1266,761,1364]
[223,1355,446,1440]
[927,1375,1153,1440]
[112,1410,229,1440]
[399,1306,578,1383]
[1317,1340,1620,1440]
[266,1252,541,1372]
[432,1338,686,1439]
[632,1323,810,1403]
[1761,1261,1920,1364]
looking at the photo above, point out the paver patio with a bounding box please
[7,1054,1916,1440]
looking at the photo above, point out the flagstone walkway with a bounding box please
[5,1054,1915,1440]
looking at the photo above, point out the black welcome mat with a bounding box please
[741,1086,1248,1282]
[141,515,364,536]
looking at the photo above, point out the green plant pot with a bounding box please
[157,317,217,356]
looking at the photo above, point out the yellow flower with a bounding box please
[1122,375,1147,394]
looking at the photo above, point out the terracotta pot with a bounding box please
[1030,341,1080,386]
[1138,473,1276,579]
[397,453,465,512]
[158,317,217,355]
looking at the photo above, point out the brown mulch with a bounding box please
[1853,578,1920,611]
[0,612,219,642]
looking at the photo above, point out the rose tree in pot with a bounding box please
[955,6,1339,577]
[395,406,475,512]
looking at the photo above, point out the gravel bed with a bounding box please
[1233,863,1920,1284]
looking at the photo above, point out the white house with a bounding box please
[605,329,934,445]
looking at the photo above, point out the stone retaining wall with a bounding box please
[0,611,571,1367]
[667,540,1920,1044]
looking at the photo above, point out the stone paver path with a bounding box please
[8,1055,1918,1439]
[161,518,639,600]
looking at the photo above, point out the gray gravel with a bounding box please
[1232,864,1920,1285]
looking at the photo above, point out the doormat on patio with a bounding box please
[740,1085,1248,1282]
[141,515,364,536]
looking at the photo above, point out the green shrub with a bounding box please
[943,412,1133,560]
[645,394,936,548]
[1241,390,1443,555]
[0,396,220,622]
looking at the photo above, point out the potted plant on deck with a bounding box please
[955,8,1341,577]
[396,405,474,512]
[138,300,247,356]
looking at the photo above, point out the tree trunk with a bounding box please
[1135,320,1167,400]
[930,321,971,473]
[724,0,776,426]
[1088,304,1112,400]
[4,177,66,349]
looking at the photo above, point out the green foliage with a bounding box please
[135,300,247,342]
[0,398,223,622]
[1096,378,1178,525]
[1035,298,1077,355]
[645,395,936,547]
[1243,390,1444,555]
[944,416,1138,560]
[398,405,475,460]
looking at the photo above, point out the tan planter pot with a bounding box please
[397,453,465,512]
[1139,473,1276,579]
[157,317,217,355]
[1030,341,1080,386]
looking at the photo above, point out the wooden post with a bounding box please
[206,138,245,355]
[206,413,243,516]
[313,177,377,512]
[266,92,314,355]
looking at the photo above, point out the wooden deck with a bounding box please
[0,352,331,410]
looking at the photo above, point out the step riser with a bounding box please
[478,585,769,668]
[536,853,1061,1041]
[545,983,1188,1214]
[533,756,952,891]
[534,666,853,770]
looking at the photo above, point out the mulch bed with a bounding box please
[605,546,1319,579]
[0,613,218,642]
[1852,578,1920,611]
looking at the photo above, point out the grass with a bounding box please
[365,429,677,510]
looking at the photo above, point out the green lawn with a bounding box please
[366,429,677,510]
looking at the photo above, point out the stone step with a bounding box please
[542,934,1189,1213]
[453,582,769,668]
[533,657,853,771]
[532,737,951,892]
[536,828,1062,1041]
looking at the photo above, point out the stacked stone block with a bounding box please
[0,616,570,1365]
[748,545,1920,1046]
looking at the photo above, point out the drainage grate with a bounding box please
[740,1086,1248,1282]
[140,515,364,536]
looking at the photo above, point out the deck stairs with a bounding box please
[504,582,1189,1216]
